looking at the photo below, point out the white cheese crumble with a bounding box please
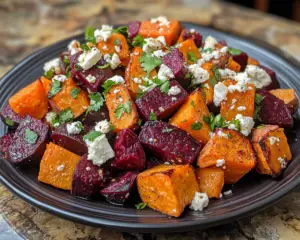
[157,64,174,81]
[269,136,280,145]
[52,74,68,82]
[68,40,81,55]
[203,36,218,49]
[152,49,166,58]
[168,86,181,96]
[78,47,102,70]
[56,164,65,172]
[228,79,250,93]
[216,159,225,167]
[86,167,91,171]
[232,98,237,104]
[106,75,125,84]
[171,97,177,102]
[223,190,232,196]
[66,121,83,135]
[220,46,228,54]
[142,36,166,53]
[94,25,113,43]
[201,50,220,62]
[213,82,228,106]
[86,74,96,83]
[159,107,165,112]
[95,120,110,134]
[133,77,142,84]
[234,72,250,83]
[219,68,237,79]
[217,131,228,139]
[46,111,57,124]
[203,83,210,89]
[86,134,115,166]
[237,106,246,111]
[190,28,195,33]
[245,65,272,89]
[43,58,61,74]
[104,53,121,70]
[102,45,108,50]
[188,64,210,85]
[190,192,209,211]
[150,16,170,26]
[114,45,121,53]
[234,114,255,136]
[278,157,287,169]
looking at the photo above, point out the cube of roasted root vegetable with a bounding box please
[135,80,188,121]
[137,164,199,217]
[170,88,211,143]
[178,38,200,64]
[0,103,23,129]
[177,29,203,48]
[139,121,202,164]
[0,132,14,159]
[195,168,224,199]
[197,128,256,184]
[8,115,50,166]
[111,129,146,170]
[269,89,299,114]
[252,125,292,176]
[100,171,138,204]
[38,142,81,190]
[128,21,141,40]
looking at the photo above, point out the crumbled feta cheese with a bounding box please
[102,45,108,50]
[94,25,113,42]
[220,46,228,54]
[152,49,166,58]
[219,68,237,79]
[95,120,110,134]
[43,58,61,74]
[168,86,181,96]
[269,136,280,145]
[171,97,177,102]
[230,105,235,110]
[46,112,57,124]
[134,51,139,56]
[245,65,272,89]
[197,58,205,66]
[78,47,102,70]
[216,159,225,167]
[228,79,250,93]
[203,36,218,50]
[142,36,166,53]
[219,193,223,198]
[190,28,195,33]
[104,53,121,70]
[188,64,210,85]
[114,45,121,53]
[190,192,209,211]
[87,134,115,166]
[237,106,246,111]
[86,167,91,171]
[278,157,287,169]
[232,98,237,104]
[159,107,165,112]
[56,164,65,172]
[86,74,96,83]
[203,83,210,89]
[68,40,81,55]
[235,114,255,136]
[106,75,125,84]
[164,162,170,165]
[234,72,250,83]
[113,89,120,94]
[223,190,232,196]
[150,16,170,26]
[201,50,220,62]
[213,82,228,106]
[133,77,142,84]
[158,64,174,81]
[66,121,83,135]
[52,74,68,82]
[217,131,228,139]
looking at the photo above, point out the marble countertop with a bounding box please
[1,0,300,239]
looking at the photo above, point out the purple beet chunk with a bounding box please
[0,132,14,159]
[231,52,248,71]
[147,156,163,169]
[0,104,23,129]
[218,40,227,46]
[111,129,146,170]
[136,80,188,121]
[71,154,105,199]
[162,48,186,80]
[258,90,293,128]
[128,21,141,40]
[81,104,110,126]
[260,65,280,90]
[139,121,202,165]
[8,115,50,166]
[182,29,203,48]
[100,171,138,204]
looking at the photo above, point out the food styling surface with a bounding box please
[1,0,300,240]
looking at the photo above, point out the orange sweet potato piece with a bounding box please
[178,38,200,64]
[247,57,260,66]
[269,89,299,114]
[170,88,210,143]
[220,79,255,121]
[252,125,292,177]
[138,20,181,46]
[9,80,48,120]
[50,78,89,118]
[195,167,224,199]
[125,47,157,99]
[197,128,256,184]
[105,84,139,132]
[137,164,199,217]
[200,62,214,105]
[38,142,81,190]
[96,33,130,66]
[40,76,52,95]
[227,57,241,72]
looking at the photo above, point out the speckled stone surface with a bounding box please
[1,0,300,239]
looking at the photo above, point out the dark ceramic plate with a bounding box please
[1,23,300,233]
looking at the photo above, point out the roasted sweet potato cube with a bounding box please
[105,84,139,132]
[197,128,256,184]
[177,29,202,48]
[138,19,181,46]
[230,52,248,71]
[137,164,199,217]
[252,125,292,177]
[170,88,210,143]
[226,57,241,72]
[220,80,255,121]
[38,142,81,190]
[0,103,23,129]
[247,57,260,66]
[40,76,52,96]
[200,63,214,105]
[195,167,224,199]
[178,38,200,64]
[269,89,299,114]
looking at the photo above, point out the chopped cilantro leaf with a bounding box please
[135,202,147,210]
[83,131,102,142]
[162,128,173,133]
[255,93,264,105]
[24,129,38,144]
[257,125,264,129]
[71,88,80,99]
[191,121,202,130]
[63,55,70,65]
[203,48,213,53]
[97,63,110,69]
[160,81,170,94]
[202,115,210,124]
[65,66,71,78]
[114,39,121,45]
[152,77,164,86]
[59,108,74,124]
[113,26,129,38]
[45,68,55,79]
[80,43,90,51]
[48,80,62,98]
[4,118,14,127]
[228,47,242,55]
[187,51,197,63]
[138,119,143,126]
[209,64,221,87]
[85,27,96,44]
[191,100,196,108]
[86,92,104,114]
[114,101,132,119]
[109,123,116,131]
[132,34,146,48]
[227,132,232,138]
[149,112,157,121]
[230,119,241,131]
[139,52,162,73]
[102,80,119,95]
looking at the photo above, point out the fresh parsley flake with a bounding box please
[80,43,90,51]
[87,93,104,114]
[139,52,162,74]
[71,88,80,99]
[102,80,120,95]
[48,80,62,99]
[160,81,170,94]
[254,93,263,121]
[45,68,55,79]
[227,132,232,138]
[162,128,173,133]
[113,26,129,38]
[4,118,14,127]
[85,27,96,44]
[203,115,210,124]
[135,202,147,210]
[24,129,38,145]
[97,63,110,69]
[228,47,242,55]
[114,39,121,45]
[138,119,143,126]
[109,123,116,131]
[149,112,157,121]
[114,101,132,119]
[191,121,202,130]
[209,65,221,87]
[255,93,264,105]
[185,73,191,79]
[191,100,196,108]
[203,48,213,53]
[230,119,241,131]
[187,51,197,63]
[59,108,74,124]
[65,65,71,78]
[83,131,102,142]
[63,55,70,65]
[132,34,146,48]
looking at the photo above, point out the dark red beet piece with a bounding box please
[128,21,141,40]
[147,155,164,169]
[0,132,14,159]
[162,48,187,80]
[81,104,110,126]
[231,52,248,71]
[135,80,188,121]
[71,154,105,199]
[182,29,203,48]
[0,104,23,129]
[8,115,50,166]
[139,121,202,165]
[260,65,280,90]
[111,129,146,170]
[218,40,227,46]
[258,90,293,128]
[100,171,138,205]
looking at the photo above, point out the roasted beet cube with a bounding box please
[218,40,227,46]
[147,155,163,169]
[111,129,146,170]
[182,29,203,48]
[0,132,14,159]
[231,52,248,71]
[81,105,109,126]
[128,21,141,40]
[100,171,138,204]
[139,121,202,164]
[260,65,280,90]
[258,90,293,128]
[162,48,186,80]
[8,115,50,166]
[71,154,105,199]
[50,124,88,156]
[135,80,188,121]
[0,104,23,129]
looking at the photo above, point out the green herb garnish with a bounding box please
[191,121,202,130]
[162,128,173,133]
[187,51,197,63]
[135,202,147,210]
[85,27,96,44]
[71,88,80,99]
[24,129,38,144]
[45,68,55,79]
[48,80,62,98]
[97,63,110,69]
[209,65,221,87]
[102,80,120,95]
[203,48,213,53]
[228,47,242,55]
[191,100,196,108]
[160,81,170,94]
[138,119,143,126]
[80,43,90,51]
[139,52,162,73]
[132,34,146,48]
[4,118,14,127]
[113,26,129,38]
[114,39,121,45]
[255,93,263,105]
[86,92,105,114]
[83,131,102,142]
[109,123,116,131]
[254,93,264,121]
[228,132,233,139]
[149,112,157,121]
[114,101,132,119]
[59,108,74,124]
